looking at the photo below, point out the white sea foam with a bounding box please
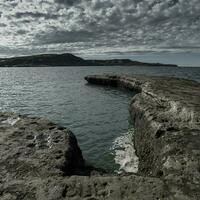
[2,117,20,126]
[112,128,139,174]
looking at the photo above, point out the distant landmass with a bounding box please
[0,53,178,67]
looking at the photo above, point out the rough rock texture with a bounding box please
[85,74,200,200]
[0,112,169,200]
[1,175,169,200]
[0,113,83,199]
[0,113,84,178]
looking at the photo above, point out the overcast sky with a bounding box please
[0,0,200,66]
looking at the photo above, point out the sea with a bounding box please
[0,65,200,173]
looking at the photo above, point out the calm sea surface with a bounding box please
[0,66,200,172]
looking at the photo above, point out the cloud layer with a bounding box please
[0,0,200,58]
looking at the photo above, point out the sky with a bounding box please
[0,0,200,66]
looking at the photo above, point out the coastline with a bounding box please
[0,53,178,67]
[1,74,200,199]
[85,74,200,199]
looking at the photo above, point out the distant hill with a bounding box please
[0,53,88,67]
[87,59,178,67]
[0,53,178,67]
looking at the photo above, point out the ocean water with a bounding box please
[0,66,200,173]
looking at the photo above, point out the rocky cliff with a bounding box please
[85,74,200,199]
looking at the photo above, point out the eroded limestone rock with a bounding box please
[0,112,168,200]
[85,74,200,199]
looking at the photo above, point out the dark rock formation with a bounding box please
[0,112,169,200]
[0,53,178,67]
[0,113,84,177]
[85,74,200,199]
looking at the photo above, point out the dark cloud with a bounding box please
[16,29,28,35]
[14,11,60,19]
[0,23,6,27]
[168,0,179,7]
[54,0,81,6]
[36,30,97,44]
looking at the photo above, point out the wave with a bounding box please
[111,128,139,174]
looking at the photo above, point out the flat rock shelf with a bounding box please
[1,74,200,200]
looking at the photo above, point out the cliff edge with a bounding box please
[85,74,200,199]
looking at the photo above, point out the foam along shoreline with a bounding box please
[112,128,139,174]
[85,74,200,199]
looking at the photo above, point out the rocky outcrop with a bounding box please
[85,74,200,199]
[0,112,84,178]
[0,112,83,199]
[0,112,169,200]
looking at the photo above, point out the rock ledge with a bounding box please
[85,74,200,200]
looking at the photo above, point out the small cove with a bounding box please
[0,66,200,172]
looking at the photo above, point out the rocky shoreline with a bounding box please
[1,74,200,199]
[85,74,200,199]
